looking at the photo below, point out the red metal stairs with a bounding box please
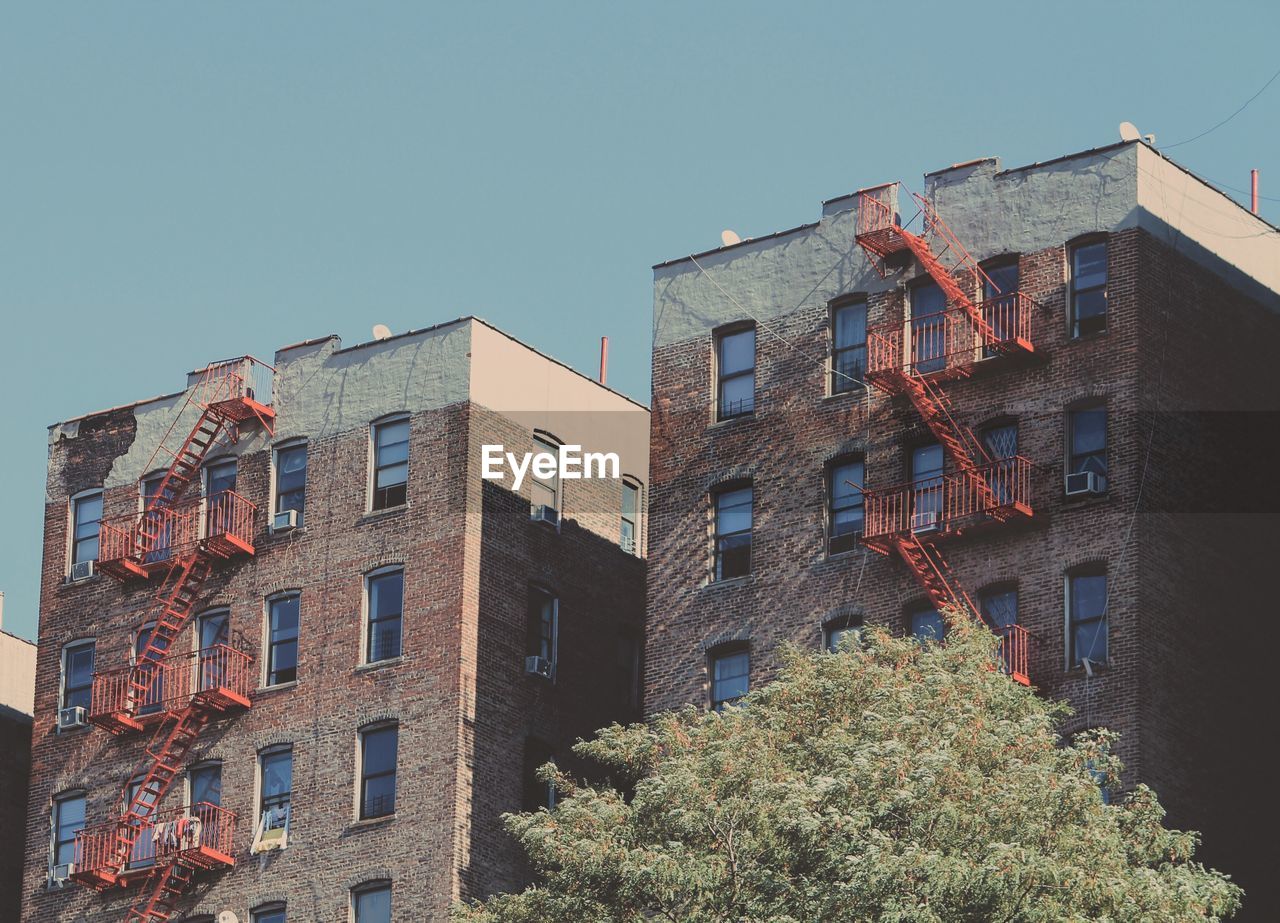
[855,184,1033,683]
[73,357,273,919]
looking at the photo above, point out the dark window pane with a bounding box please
[355,886,391,923]
[276,444,307,524]
[205,459,237,497]
[361,726,398,819]
[190,764,222,808]
[718,329,755,375]
[980,589,1018,629]
[63,642,95,710]
[718,375,754,418]
[712,650,750,708]
[716,534,751,580]
[72,494,102,563]
[1073,242,1107,289]
[261,750,292,819]
[54,795,85,867]
[828,460,864,553]
[911,608,946,642]
[268,596,300,685]
[983,262,1019,299]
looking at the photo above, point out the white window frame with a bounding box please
[362,566,405,665]
[620,476,643,555]
[68,488,104,572]
[253,746,293,853]
[530,432,562,513]
[251,902,287,923]
[351,880,393,923]
[59,638,96,716]
[50,789,86,874]
[263,592,301,688]
[368,413,410,513]
[270,438,308,531]
[355,721,399,821]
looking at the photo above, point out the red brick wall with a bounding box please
[22,397,644,922]
[646,226,1276,914]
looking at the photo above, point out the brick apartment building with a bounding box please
[19,317,648,923]
[2,598,38,922]
[645,140,1279,916]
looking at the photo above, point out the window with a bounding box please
[526,587,558,668]
[274,442,307,527]
[716,326,755,420]
[135,623,167,714]
[530,435,560,511]
[1070,239,1107,337]
[204,457,237,501]
[616,627,641,712]
[196,609,230,692]
[70,490,103,566]
[982,421,1018,504]
[710,647,749,710]
[140,473,173,563]
[826,459,864,555]
[359,724,398,819]
[713,485,752,580]
[371,416,409,510]
[51,791,85,870]
[523,738,557,811]
[353,882,392,923]
[1068,405,1107,487]
[981,258,1020,356]
[61,640,95,712]
[365,569,403,663]
[911,444,944,530]
[830,298,867,393]
[621,478,641,554]
[1068,566,1108,667]
[910,281,947,374]
[259,747,293,837]
[266,594,300,686]
[189,761,222,808]
[824,614,863,653]
[910,604,946,643]
[979,586,1018,631]
[252,904,286,923]
[125,777,154,868]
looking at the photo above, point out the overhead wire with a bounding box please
[1159,64,1280,150]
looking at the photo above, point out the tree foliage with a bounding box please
[456,615,1241,922]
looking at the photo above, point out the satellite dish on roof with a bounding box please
[372,324,392,341]
[721,229,741,247]
[217,912,240,923]
[1118,121,1141,143]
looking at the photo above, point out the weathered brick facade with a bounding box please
[646,143,1279,916]
[20,318,648,922]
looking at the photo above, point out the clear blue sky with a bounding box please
[2,1,1277,641]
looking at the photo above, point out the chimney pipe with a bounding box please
[1251,169,1259,214]
[599,336,609,385]
[0,590,5,631]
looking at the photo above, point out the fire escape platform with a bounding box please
[859,501,1035,556]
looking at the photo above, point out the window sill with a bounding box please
[256,681,299,695]
[702,574,754,590]
[708,412,758,430]
[62,573,101,587]
[355,657,404,674]
[344,814,396,835]
[822,387,868,402]
[1066,329,1109,345]
[56,723,91,736]
[359,503,410,525]
[266,526,307,539]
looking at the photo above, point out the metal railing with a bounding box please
[995,624,1032,685]
[856,184,899,239]
[89,645,253,723]
[73,802,237,880]
[98,490,257,568]
[862,456,1034,541]
[196,356,274,410]
[867,294,1035,378]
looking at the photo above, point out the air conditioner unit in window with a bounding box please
[49,863,74,886]
[524,655,554,679]
[272,509,298,531]
[58,706,88,731]
[1064,471,1105,497]
[69,560,94,582]
[911,511,941,534]
[530,504,560,528]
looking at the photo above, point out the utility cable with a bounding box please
[1160,65,1280,150]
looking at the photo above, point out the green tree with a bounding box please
[457,614,1241,922]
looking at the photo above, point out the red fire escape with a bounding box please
[854,184,1037,685]
[71,357,274,922]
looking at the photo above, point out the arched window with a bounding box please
[370,414,410,511]
[708,643,750,711]
[1067,563,1108,668]
[364,567,404,664]
[352,880,392,923]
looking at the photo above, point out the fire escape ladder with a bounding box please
[893,532,977,618]
[125,857,197,923]
[126,553,214,705]
[906,192,1000,347]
